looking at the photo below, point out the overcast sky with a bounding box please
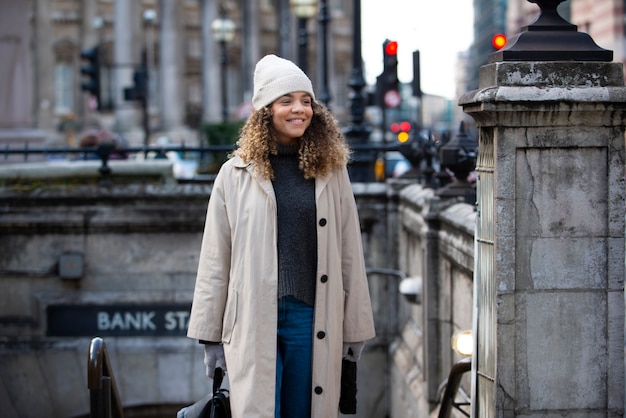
[361,0,474,99]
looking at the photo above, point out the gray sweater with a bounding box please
[269,143,317,307]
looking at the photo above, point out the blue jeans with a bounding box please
[276,296,313,418]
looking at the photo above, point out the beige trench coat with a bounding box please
[187,156,376,418]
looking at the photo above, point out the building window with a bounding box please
[54,62,74,114]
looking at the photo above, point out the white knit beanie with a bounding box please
[252,54,315,110]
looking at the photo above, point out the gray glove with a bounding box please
[342,341,365,362]
[203,344,226,378]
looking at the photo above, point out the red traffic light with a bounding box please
[385,40,398,56]
[492,34,507,49]
[391,121,411,134]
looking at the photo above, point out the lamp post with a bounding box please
[343,0,372,182]
[211,14,236,123]
[91,16,105,111]
[290,0,318,74]
[142,9,157,111]
[316,0,331,107]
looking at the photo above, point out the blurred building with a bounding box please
[570,0,625,71]
[1,0,356,147]
[465,0,508,91]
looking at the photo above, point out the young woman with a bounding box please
[187,54,375,418]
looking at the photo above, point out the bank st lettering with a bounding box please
[165,310,190,330]
[98,311,157,331]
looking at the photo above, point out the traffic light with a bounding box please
[390,121,411,143]
[378,39,400,109]
[123,65,148,103]
[412,50,422,98]
[492,34,507,50]
[80,46,101,110]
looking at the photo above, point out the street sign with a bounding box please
[384,90,401,108]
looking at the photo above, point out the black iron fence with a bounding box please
[1,131,477,201]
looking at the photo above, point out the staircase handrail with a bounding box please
[88,336,125,418]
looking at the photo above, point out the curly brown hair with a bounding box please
[232,101,351,180]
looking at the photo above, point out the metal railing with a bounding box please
[0,143,235,164]
[1,143,236,185]
[0,142,401,179]
[437,357,471,418]
[88,337,125,418]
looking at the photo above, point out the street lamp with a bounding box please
[316,0,331,106]
[142,9,157,110]
[290,0,318,74]
[343,0,372,182]
[211,14,236,123]
[91,16,105,110]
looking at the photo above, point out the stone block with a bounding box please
[495,235,515,292]
[0,278,34,320]
[496,321,516,411]
[451,272,473,330]
[516,147,608,238]
[523,291,606,410]
[40,347,87,416]
[608,238,625,290]
[525,237,607,289]
[607,291,625,410]
[0,352,55,416]
[479,62,625,90]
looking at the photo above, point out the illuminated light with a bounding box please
[451,330,473,357]
[397,132,410,143]
[390,122,400,133]
[375,156,385,182]
[399,121,411,132]
[492,33,507,50]
[385,40,398,56]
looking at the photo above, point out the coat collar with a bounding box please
[231,155,334,203]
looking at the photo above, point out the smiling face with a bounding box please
[270,92,313,145]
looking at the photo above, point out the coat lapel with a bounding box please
[315,171,333,202]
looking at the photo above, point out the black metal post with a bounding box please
[297,17,309,74]
[316,0,331,107]
[219,40,228,123]
[140,50,150,148]
[343,0,373,182]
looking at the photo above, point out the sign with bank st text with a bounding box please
[46,304,191,337]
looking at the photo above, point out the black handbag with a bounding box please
[201,367,231,418]
[176,367,231,418]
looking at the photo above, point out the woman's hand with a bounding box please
[342,342,365,362]
[203,343,226,378]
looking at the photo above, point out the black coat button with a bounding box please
[320,275,328,283]
[319,218,327,226]
[317,331,326,339]
[314,386,323,394]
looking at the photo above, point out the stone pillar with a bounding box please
[113,0,140,137]
[158,0,184,135]
[461,2,626,415]
[241,0,260,107]
[200,0,220,124]
[33,0,54,131]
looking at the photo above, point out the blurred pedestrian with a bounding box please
[187,54,375,418]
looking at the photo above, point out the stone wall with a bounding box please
[391,184,476,418]
[0,162,397,418]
